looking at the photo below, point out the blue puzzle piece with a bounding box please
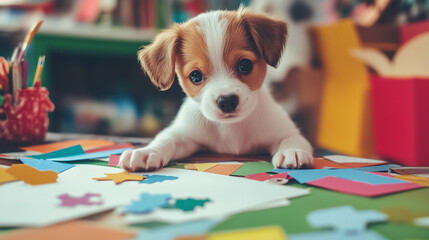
[124,193,171,214]
[140,175,178,184]
[307,206,387,233]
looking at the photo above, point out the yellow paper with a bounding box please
[0,167,18,184]
[93,171,145,184]
[6,164,57,186]
[208,226,286,240]
[185,164,197,170]
[315,20,373,157]
[393,175,429,187]
[193,163,219,172]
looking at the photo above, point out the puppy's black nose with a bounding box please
[217,94,239,113]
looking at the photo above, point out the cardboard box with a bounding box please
[371,76,429,166]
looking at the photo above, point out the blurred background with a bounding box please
[1,0,428,164]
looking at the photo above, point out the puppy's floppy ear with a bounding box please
[138,25,180,91]
[242,11,287,68]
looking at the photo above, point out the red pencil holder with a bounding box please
[0,81,54,142]
[371,75,429,166]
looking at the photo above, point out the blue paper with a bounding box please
[124,193,171,214]
[27,145,85,159]
[289,230,387,240]
[45,148,131,162]
[288,169,408,185]
[20,158,75,173]
[136,219,217,240]
[307,206,387,233]
[140,175,178,184]
[352,164,401,172]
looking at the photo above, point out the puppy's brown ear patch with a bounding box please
[242,11,287,68]
[138,25,180,91]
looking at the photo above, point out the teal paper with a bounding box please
[27,145,85,159]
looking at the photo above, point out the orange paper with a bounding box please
[393,175,429,187]
[20,139,115,153]
[0,167,18,184]
[204,164,243,176]
[313,158,384,169]
[93,171,145,184]
[6,164,57,185]
[0,221,135,240]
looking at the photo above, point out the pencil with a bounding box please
[33,56,45,86]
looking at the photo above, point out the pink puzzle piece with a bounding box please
[58,193,103,207]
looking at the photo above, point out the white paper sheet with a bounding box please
[0,165,309,227]
[324,155,387,164]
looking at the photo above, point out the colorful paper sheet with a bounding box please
[93,170,145,184]
[20,139,115,153]
[0,167,17,184]
[0,221,134,240]
[231,162,274,177]
[307,176,422,197]
[124,193,171,214]
[204,164,243,175]
[85,143,134,153]
[352,164,401,172]
[307,206,387,232]
[26,145,85,159]
[393,175,429,187]
[58,193,103,207]
[20,158,74,173]
[193,163,219,172]
[6,164,57,185]
[288,230,387,240]
[45,148,131,162]
[245,173,289,182]
[381,207,429,223]
[287,169,408,184]
[324,155,386,164]
[136,219,217,240]
[108,154,120,167]
[208,226,286,240]
[140,174,178,184]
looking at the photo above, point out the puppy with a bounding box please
[119,8,313,172]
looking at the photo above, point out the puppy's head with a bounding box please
[138,8,287,123]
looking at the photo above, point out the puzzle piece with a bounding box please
[124,193,171,214]
[0,167,17,184]
[93,171,145,184]
[307,206,387,233]
[58,193,103,207]
[170,198,211,212]
[288,230,387,240]
[140,174,178,184]
[6,164,58,186]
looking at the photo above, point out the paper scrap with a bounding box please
[58,193,103,207]
[184,164,198,170]
[140,174,178,184]
[307,206,387,233]
[168,198,211,212]
[0,221,134,240]
[414,216,429,227]
[324,155,386,164]
[381,207,429,223]
[6,164,57,185]
[93,170,144,184]
[231,162,274,177]
[193,163,219,172]
[204,164,243,175]
[352,164,401,172]
[287,169,408,185]
[85,143,134,153]
[288,230,387,240]
[124,193,171,214]
[393,175,429,187]
[46,148,131,162]
[20,158,74,173]
[208,226,286,240]
[245,173,289,182]
[20,139,114,153]
[0,167,17,184]
[26,145,85,159]
[307,176,422,197]
[136,219,217,240]
[108,154,120,167]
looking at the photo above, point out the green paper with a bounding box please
[231,162,274,177]
[27,145,85,159]
[165,198,211,212]
[0,95,4,107]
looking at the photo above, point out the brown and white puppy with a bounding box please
[119,8,313,171]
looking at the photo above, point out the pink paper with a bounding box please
[307,176,422,197]
[58,193,103,207]
[108,154,120,167]
[245,172,289,181]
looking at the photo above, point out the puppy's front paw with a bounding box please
[272,148,313,169]
[118,147,170,172]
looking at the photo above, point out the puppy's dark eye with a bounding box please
[237,59,253,75]
[189,70,204,84]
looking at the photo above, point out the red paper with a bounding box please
[400,20,429,45]
[371,76,429,166]
[308,176,422,197]
[245,173,289,181]
[108,154,120,167]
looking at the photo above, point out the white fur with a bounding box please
[119,11,313,171]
